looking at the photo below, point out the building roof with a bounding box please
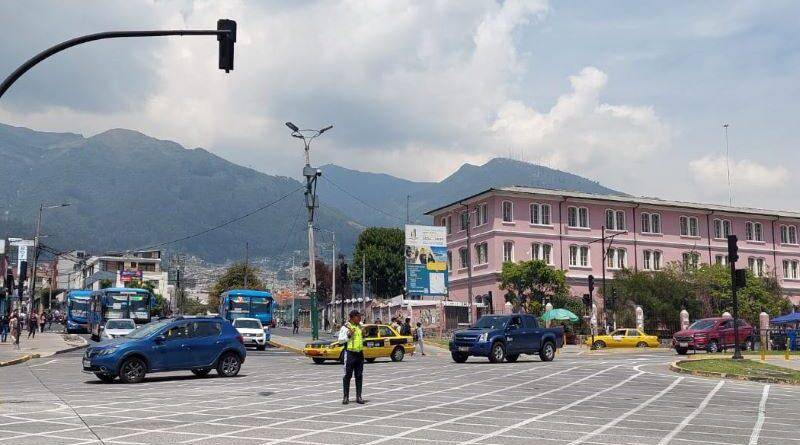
[425,186,800,220]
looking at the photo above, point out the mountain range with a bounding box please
[0,123,623,262]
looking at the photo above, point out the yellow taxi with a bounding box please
[303,324,415,364]
[585,328,661,349]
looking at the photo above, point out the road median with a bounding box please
[0,353,41,367]
[670,358,800,384]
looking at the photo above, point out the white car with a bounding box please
[102,318,137,340]
[233,318,268,351]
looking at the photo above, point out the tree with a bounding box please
[350,227,404,299]
[499,260,570,314]
[99,278,113,289]
[208,263,264,310]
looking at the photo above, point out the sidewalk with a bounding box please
[0,332,87,366]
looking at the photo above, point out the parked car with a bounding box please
[233,317,268,351]
[101,318,137,340]
[585,328,660,349]
[672,317,754,355]
[303,324,414,364]
[82,316,246,383]
[449,314,563,363]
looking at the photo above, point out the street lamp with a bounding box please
[286,122,333,340]
[30,202,71,314]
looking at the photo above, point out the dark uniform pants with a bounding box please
[343,350,364,398]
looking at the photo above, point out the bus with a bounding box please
[88,287,154,341]
[219,289,275,327]
[65,290,92,333]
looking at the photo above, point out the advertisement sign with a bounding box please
[120,269,143,282]
[405,225,448,296]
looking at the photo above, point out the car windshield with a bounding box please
[106,319,135,330]
[234,319,262,329]
[251,298,271,315]
[688,319,716,330]
[106,295,128,319]
[69,299,88,318]
[125,320,170,339]
[127,294,150,320]
[473,316,508,330]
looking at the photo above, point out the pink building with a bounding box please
[427,187,800,319]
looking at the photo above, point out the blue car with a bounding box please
[82,316,246,383]
[450,314,563,363]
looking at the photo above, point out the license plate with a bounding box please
[458,346,470,352]
[678,342,688,348]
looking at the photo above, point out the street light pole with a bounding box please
[29,203,70,316]
[286,122,333,341]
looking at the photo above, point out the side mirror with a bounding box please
[155,335,166,344]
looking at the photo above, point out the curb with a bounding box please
[55,336,88,355]
[268,339,304,355]
[669,360,800,385]
[0,353,41,367]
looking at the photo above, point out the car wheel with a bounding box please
[390,346,405,362]
[94,373,115,383]
[593,340,606,349]
[451,352,468,363]
[191,368,211,377]
[312,358,325,364]
[257,344,266,351]
[706,340,720,354]
[217,352,242,377]
[488,342,505,363]
[506,354,520,363]
[539,341,556,362]
[365,357,376,363]
[118,357,146,384]
[675,347,688,355]
[636,342,648,348]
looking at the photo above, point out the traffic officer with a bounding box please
[338,309,365,405]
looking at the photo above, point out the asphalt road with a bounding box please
[1,347,799,445]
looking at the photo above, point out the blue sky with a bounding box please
[0,0,797,211]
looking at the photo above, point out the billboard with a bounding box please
[120,269,143,283]
[405,225,448,296]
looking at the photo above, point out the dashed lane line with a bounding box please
[657,379,725,445]
[748,384,770,445]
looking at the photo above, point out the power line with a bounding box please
[320,175,407,223]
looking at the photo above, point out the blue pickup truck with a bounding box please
[449,314,563,363]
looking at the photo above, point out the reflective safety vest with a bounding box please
[346,322,363,353]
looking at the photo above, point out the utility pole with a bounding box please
[243,242,249,288]
[285,122,333,340]
[362,254,366,319]
[723,123,732,206]
[331,233,336,327]
[588,225,627,334]
[406,195,410,224]
[462,203,474,324]
[29,202,70,316]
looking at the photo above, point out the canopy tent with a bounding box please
[541,308,579,323]
[771,312,800,325]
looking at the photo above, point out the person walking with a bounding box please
[400,318,412,336]
[338,310,365,405]
[27,312,37,339]
[0,314,9,342]
[39,311,46,333]
[10,312,21,349]
[46,310,53,331]
[292,317,299,335]
[415,322,426,356]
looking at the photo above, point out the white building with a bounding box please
[71,250,169,297]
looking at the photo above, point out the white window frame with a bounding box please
[459,211,469,232]
[715,254,728,266]
[749,257,766,277]
[531,242,553,265]
[501,201,514,223]
[476,203,488,227]
[680,216,689,236]
[458,247,468,269]
[446,215,452,235]
[606,248,626,270]
[568,206,589,229]
[569,245,590,267]
[683,252,700,269]
[784,259,799,279]
[641,212,661,234]
[745,222,754,241]
[541,203,551,225]
[530,203,552,226]
[605,209,626,231]
[475,243,489,265]
[790,226,798,245]
[753,222,763,242]
[502,241,514,263]
[714,218,732,239]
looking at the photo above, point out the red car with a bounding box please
[672,317,754,355]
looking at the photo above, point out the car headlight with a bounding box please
[478,333,488,342]
[95,347,118,356]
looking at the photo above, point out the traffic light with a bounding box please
[582,293,592,307]
[217,19,236,72]
[734,268,747,289]
[588,274,595,295]
[727,234,739,263]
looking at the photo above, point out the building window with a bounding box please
[458,248,468,269]
[532,243,552,264]
[568,206,589,228]
[745,221,763,241]
[715,254,728,266]
[446,215,452,235]
[605,209,626,231]
[606,248,626,269]
[643,250,662,271]
[748,257,765,277]
[530,203,552,225]
[682,252,700,270]
[745,222,753,241]
[713,219,732,239]
[502,201,513,223]
[447,251,453,270]
[680,216,699,237]
[460,211,469,231]
[502,241,514,263]
[569,245,590,267]
[475,243,488,265]
[476,204,488,226]
[781,225,798,245]
[783,260,799,279]
[641,212,661,234]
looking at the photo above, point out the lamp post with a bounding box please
[315,227,336,329]
[29,203,71,315]
[286,122,333,340]
[588,227,627,333]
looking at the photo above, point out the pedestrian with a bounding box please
[39,311,46,333]
[0,314,9,342]
[338,309,365,405]
[27,312,37,339]
[10,312,21,349]
[391,317,400,332]
[400,318,412,336]
[292,318,299,335]
[415,322,426,356]
[46,311,53,331]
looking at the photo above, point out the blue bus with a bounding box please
[88,288,154,341]
[66,290,92,333]
[219,289,275,327]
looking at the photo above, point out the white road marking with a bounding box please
[657,379,725,445]
[27,359,58,368]
[748,384,770,445]
[568,376,684,444]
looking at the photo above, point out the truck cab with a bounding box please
[449,314,563,363]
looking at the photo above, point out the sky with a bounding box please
[0,0,798,212]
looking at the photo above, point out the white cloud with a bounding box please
[689,155,788,192]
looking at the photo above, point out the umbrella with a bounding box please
[771,312,800,325]
[541,308,579,323]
